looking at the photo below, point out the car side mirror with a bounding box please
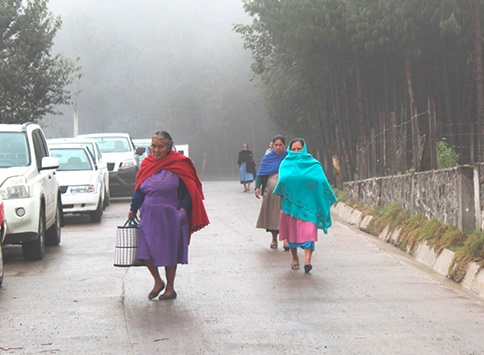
[136,147,146,155]
[41,157,59,170]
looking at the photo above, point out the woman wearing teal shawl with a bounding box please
[274,138,337,273]
[255,135,289,250]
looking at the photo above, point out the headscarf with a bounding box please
[257,149,288,176]
[273,139,337,233]
[135,151,209,235]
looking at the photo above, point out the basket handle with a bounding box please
[124,217,139,227]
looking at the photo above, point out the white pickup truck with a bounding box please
[78,133,145,197]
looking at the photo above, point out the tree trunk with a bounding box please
[404,52,421,171]
[370,128,377,177]
[331,69,350,181]
[389,112,398,174]
[400,105,408,172]
[379,112,387,175]
[428,97,438,170]
[400,103,408,173]
[474,0,484,162]
[355,60,368,179]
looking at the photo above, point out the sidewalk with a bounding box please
[331,201,484,301]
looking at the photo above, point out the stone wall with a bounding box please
[343,165,479,232]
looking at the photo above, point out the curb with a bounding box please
[331,202,484,301]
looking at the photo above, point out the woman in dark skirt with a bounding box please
[254,135,289,250]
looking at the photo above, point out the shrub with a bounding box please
[437,138,459,169]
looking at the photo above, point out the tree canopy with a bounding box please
[235,0,483,182]
[0,0,80,124]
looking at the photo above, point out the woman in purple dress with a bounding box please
[128,131,209,300]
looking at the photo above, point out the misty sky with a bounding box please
[44,0,257,134]
[43,0,273,176]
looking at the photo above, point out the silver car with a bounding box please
[48,138,110,208]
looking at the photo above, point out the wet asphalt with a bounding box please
[0,181,483,354]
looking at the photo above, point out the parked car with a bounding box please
[48,138,110,208]
[0,196,6,286]
[0,123,62,260]
[49,143,104,223]
[133,138,189,158]
[132,139,152,160]
[77,133,144,197]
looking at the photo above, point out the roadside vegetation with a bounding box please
[235,0,484,182]
[0,0,80,123]
[331,140,483,283]
[437,138,460,169]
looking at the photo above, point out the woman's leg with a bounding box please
[162,265,177,295]
[304,248,312,265]
[291,247,299,269]
[283,239,289,251]
[304,248,313,273]
[270,230,278,248]
[145,259,165,298]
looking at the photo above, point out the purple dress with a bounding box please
[137,170,189,266]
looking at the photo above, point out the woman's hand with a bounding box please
[179,208,187,222]
[255,187,261,199]
[128,210,136,220]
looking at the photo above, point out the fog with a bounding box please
[44,0,276,178]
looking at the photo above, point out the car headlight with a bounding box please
[120,159,136,170]
[0,176,30,199]
[70,185,95,193]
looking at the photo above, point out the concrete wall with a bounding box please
[344,165,479,233]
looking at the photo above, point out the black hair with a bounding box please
[290,138,304,150]
[272,135,286,145]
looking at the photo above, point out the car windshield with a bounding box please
[90,137,131,153]
[0,132,30,167]
[50,148,93,171]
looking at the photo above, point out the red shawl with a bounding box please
[135,151,209,235]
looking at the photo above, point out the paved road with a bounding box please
[1,181,483,354]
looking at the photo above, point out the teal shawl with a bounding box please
[274,139,337,233]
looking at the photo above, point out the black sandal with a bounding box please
[148,281,166,300]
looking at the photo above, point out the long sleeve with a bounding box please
[237,151,243,166]
[130,189,145,214]
[178,178,192,212]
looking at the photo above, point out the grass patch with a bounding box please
[367,203,410,235]
[448,230,484,282]
[355,203,482,281]
[333,188,348,202]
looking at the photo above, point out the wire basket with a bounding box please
[114,219,139,267]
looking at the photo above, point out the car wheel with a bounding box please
[90,196,103,223]
[0,244,4,287]
[46,199,62,246]
[22,206,45,260]
[103,187,110,209]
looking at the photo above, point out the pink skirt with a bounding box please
[278,211,318,243]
